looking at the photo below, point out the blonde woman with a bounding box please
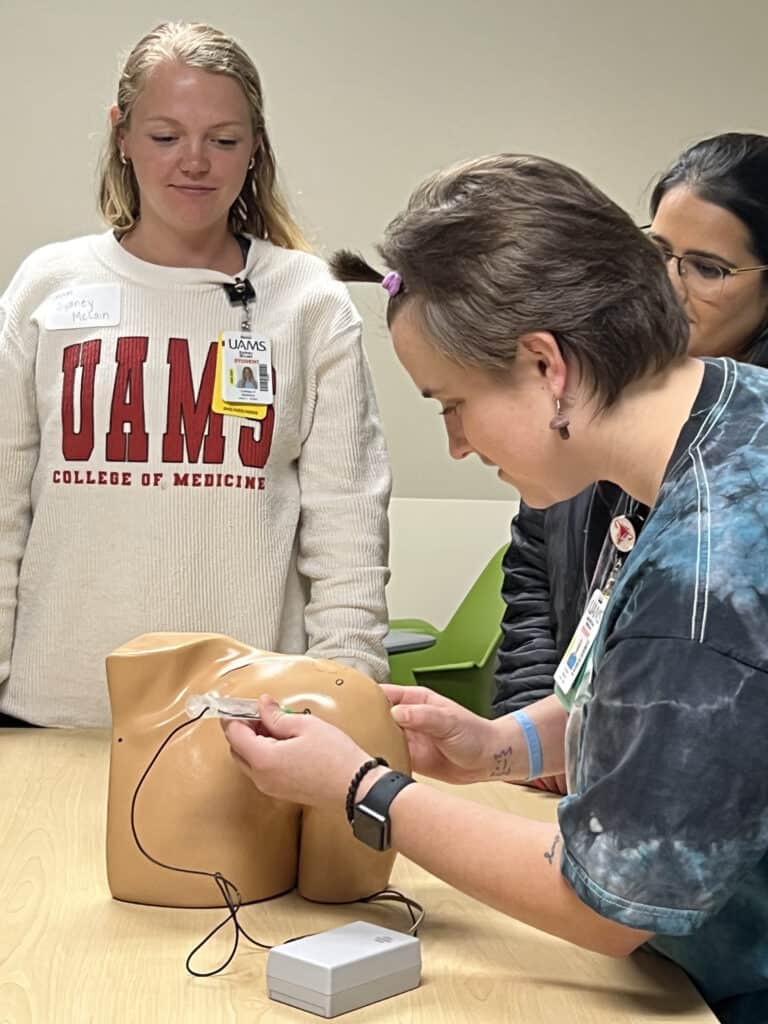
[0,22,390,727]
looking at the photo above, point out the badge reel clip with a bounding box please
[554,508,640,711]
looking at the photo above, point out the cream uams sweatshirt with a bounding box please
[0,233,391,726]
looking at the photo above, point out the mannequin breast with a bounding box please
[105,633,409,909]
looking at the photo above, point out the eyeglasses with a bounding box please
[642,228,768,302]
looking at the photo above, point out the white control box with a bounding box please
[267,921,421,1018]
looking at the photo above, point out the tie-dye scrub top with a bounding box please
[559,358,768,1024]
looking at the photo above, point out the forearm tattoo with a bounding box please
[490,746,515,778]
[544,832,562,866]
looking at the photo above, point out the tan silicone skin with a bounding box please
[105,633,410,909]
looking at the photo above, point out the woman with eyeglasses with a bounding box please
[493,134,768,793]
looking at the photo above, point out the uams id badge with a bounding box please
[222,330,274,404]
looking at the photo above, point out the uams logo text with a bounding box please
[61,337,275,469]
[227,336,267,352]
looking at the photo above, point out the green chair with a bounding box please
[387,544,507,717]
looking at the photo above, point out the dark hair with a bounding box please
[333,154,688,409]
[651,133,768,264]
[650,132,768,363]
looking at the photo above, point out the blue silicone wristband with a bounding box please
[511,709,543,780]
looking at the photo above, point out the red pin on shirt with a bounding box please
[609,515,637,553]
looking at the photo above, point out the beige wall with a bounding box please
[388,498,517,627]
[2,0,767,503]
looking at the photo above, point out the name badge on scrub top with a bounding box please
[554,588,608,711]
[212,330,273,421]
[42,284,121,330]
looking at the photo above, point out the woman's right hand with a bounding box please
[381,685,505,784]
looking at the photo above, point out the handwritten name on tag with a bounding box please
[43,284,121,330]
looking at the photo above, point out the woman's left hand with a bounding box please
[222,694,371,809]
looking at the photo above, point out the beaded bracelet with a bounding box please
[345,757,389,823]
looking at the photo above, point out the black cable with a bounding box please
[360,889,425,935]
[130,709,279,976]
[129,710,425,977]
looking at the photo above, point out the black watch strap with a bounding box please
[352,770,415,851]
[361,770,414,812]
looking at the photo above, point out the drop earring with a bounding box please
[549,397,570,440]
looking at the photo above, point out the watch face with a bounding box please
[352,805,390,852]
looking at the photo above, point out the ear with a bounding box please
[110,104,127,156]
[517,331,568,399]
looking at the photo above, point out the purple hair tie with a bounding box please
[381,271,403,297]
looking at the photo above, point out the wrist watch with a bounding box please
[352,770,415,851]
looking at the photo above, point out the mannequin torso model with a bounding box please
[106,633,409,908]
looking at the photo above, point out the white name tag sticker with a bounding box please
[43,284,121,330]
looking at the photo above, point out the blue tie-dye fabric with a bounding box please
[558,358,768,1023]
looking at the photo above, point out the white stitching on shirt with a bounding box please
[686,360,738,641]
[690,450,704,641]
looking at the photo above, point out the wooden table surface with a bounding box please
[0,728,715,1023]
